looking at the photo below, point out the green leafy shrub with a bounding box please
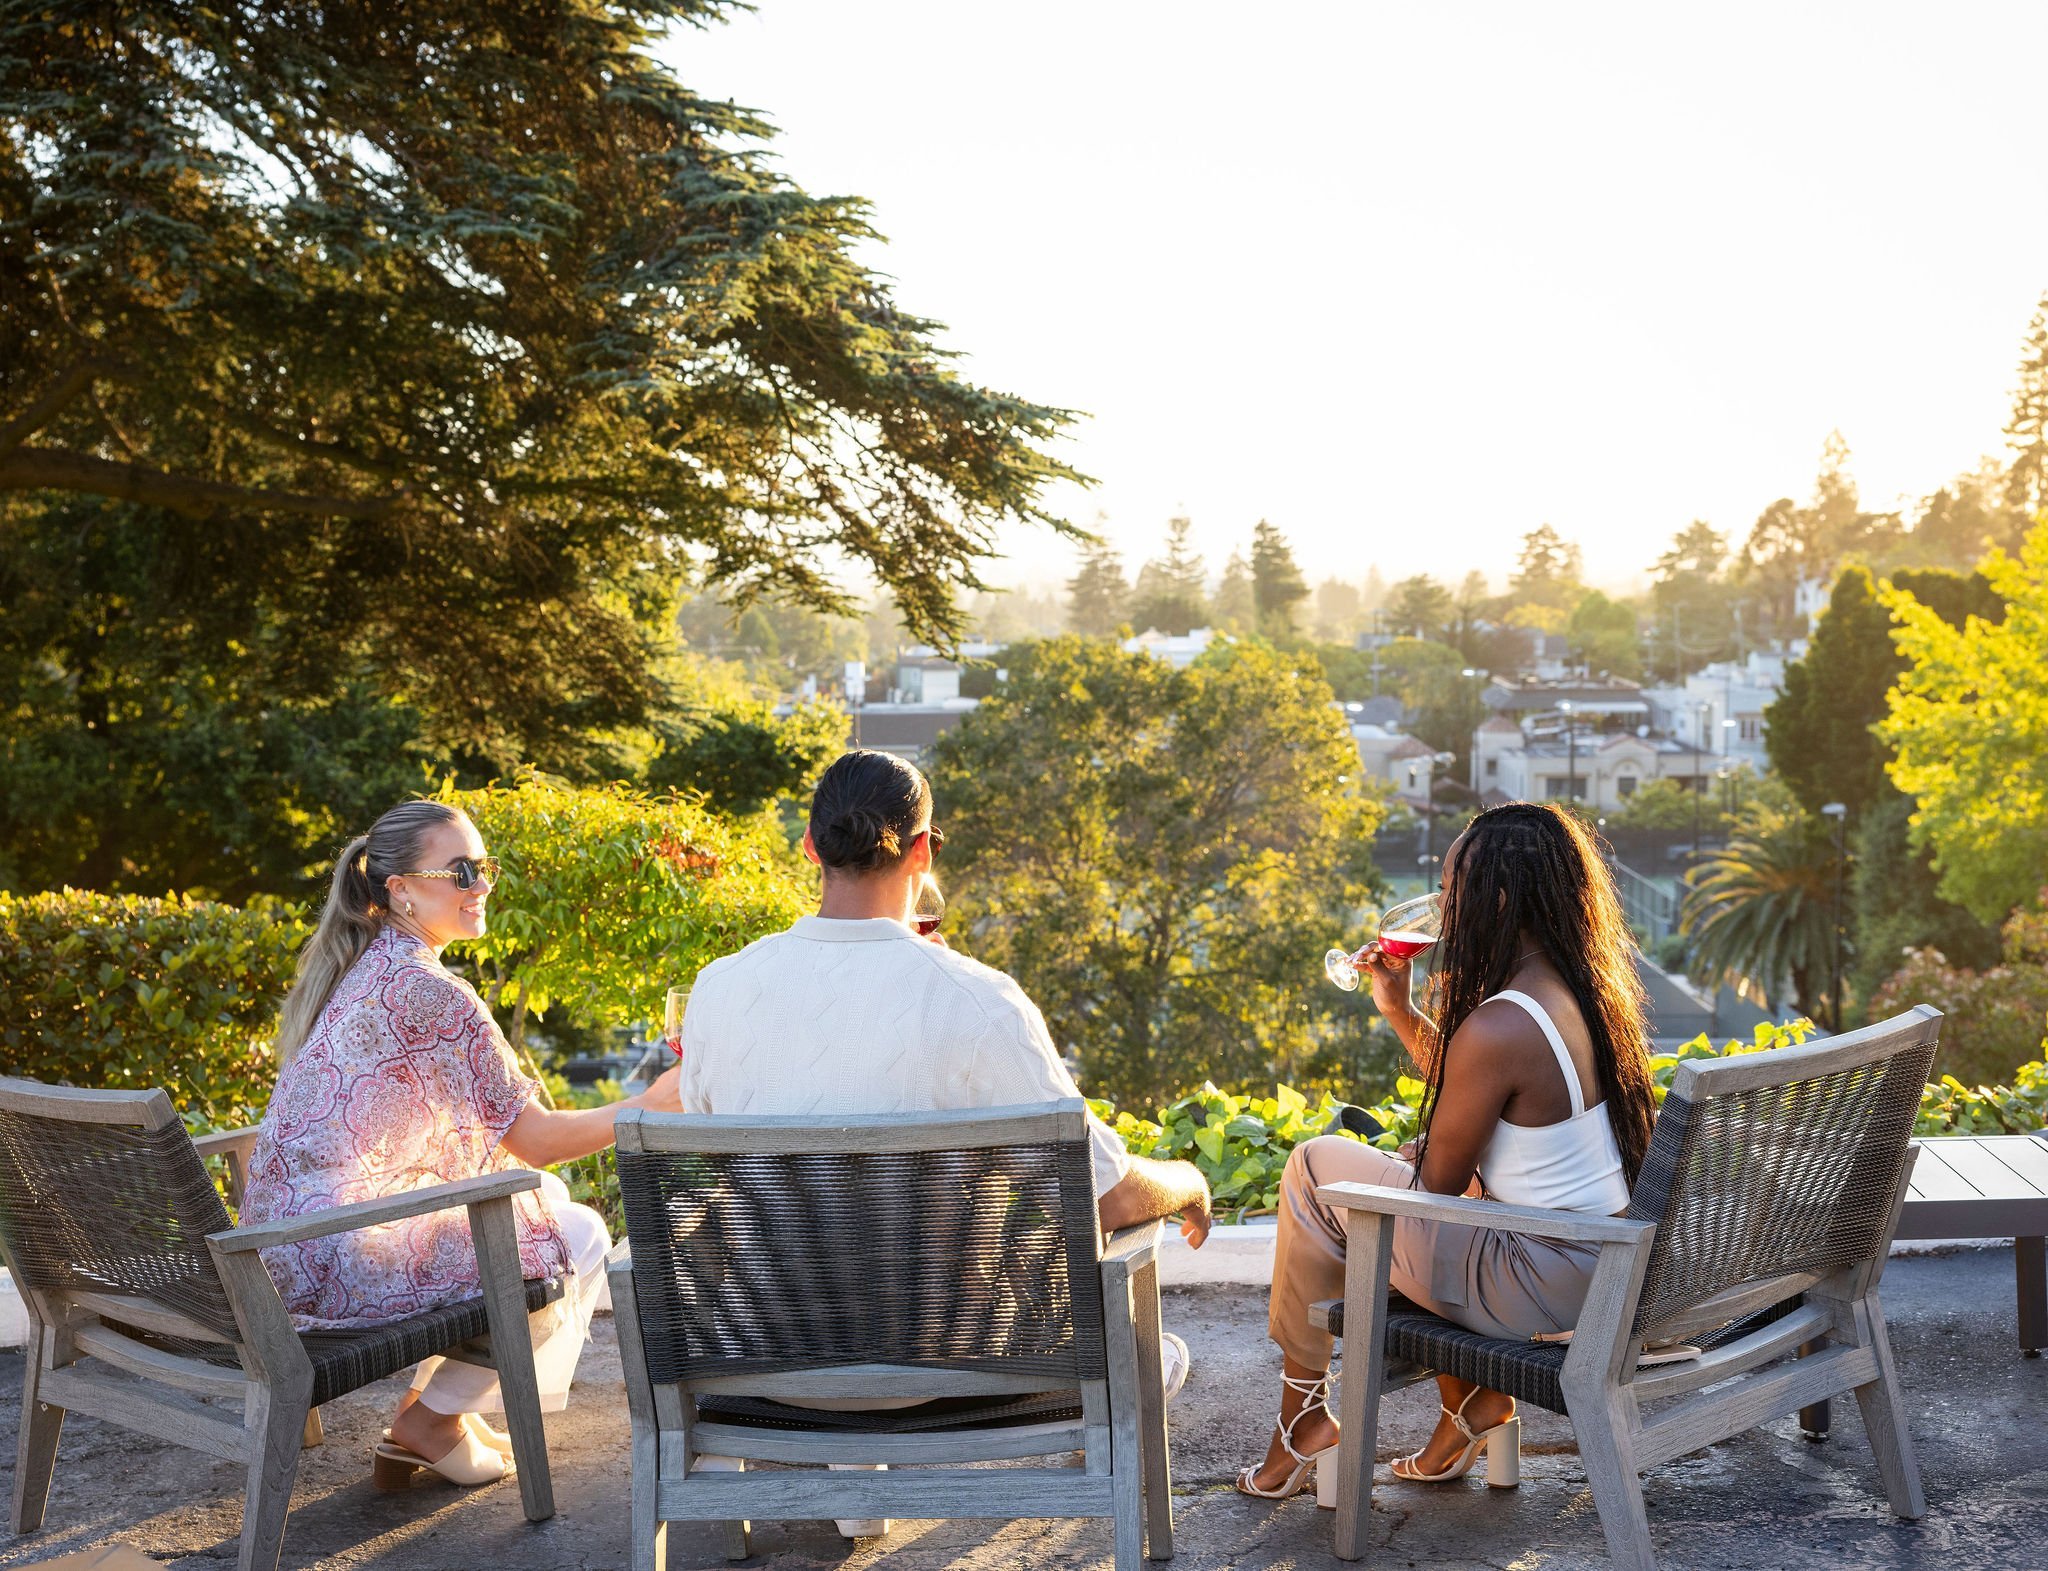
[1090,1084,1376,1221]
[1868,903,2048,1087]
[437,773,813,1056]
[0,889,308,1127]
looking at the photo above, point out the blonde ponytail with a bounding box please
[273,801,462,1067]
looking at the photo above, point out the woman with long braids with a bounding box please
[240,799,684,1489]
[1237,801,1658,1503]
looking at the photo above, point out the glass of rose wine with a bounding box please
[912,877,945,938]
[1324,892,1444,992]
[664,986,689,1056]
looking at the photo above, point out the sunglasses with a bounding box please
[922,825,945,857]
[399,855,501,891]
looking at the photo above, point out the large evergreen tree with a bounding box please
[1250,519,1310,639]
[2005,297,2048,522]
[1128,516,1208,636]
[1065,538,1130,638]
[1,0,1081,893]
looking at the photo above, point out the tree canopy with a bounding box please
[1881,525,2048,922]
[1128,516,1208,636]
[2,2,1080,646]
[927,637,1387,1106]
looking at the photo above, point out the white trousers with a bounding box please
[410,1171,610,1416]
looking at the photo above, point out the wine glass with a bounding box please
[1324,892,1445,991]
[664,986,689,1057]
[912,877,945,938]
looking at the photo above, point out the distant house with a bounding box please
[1641,653,1785,772]
[1471,676,1731,812]
[1122,627,1220,669]
[1349,722,1440,805]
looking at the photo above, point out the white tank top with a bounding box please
[1473,990,1630,1216]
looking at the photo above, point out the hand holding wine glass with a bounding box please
[1323,892,1443,1013]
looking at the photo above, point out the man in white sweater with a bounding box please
[679,751,1212,1534]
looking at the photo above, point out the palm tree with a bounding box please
[1680,803,1839,1017]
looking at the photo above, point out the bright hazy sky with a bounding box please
[667,2,2048,599]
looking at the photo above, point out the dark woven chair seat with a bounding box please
[299,1276,565,1405]
[699,1389,1084,1434]
[1323,1295,1794,1414]
[136,1276,565,1406]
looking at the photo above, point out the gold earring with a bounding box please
[405,900,416,917]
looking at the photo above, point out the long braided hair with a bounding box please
[1413,801,1658,1187]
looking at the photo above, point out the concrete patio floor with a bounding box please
[3,1246,2045,1570]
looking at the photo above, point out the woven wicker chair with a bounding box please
[607,1100,1173,1570]
[0,1077,564,1571]
[1314,1005,1941,1571]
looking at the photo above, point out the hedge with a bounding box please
[0,889,307,1128]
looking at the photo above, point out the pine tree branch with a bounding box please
[0,445,402,521]
[0,358,126,458]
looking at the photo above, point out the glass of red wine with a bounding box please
[664,986,689,1057]
[1324,892,1444,992]
[912,877,945,938]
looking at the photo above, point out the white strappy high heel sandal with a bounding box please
[1389,1387,1520,1487]
[1235,1371,1341,1507]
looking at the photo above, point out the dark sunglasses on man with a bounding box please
[398,854,502,891]
[921,825,945,857]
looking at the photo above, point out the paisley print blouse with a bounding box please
[241,926,570,1329]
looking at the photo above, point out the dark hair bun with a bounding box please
[809,751,930,875]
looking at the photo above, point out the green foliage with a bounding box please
[436,774,811,1051]
[928,637,1387,1108]
[1916,1061,2048,1137]
[2,2,1079,648]
[1680,798,1839,1016]
[0,889,307,1128]
[1767,565,1907,818]
[1610,777,1722,835]
[1128,518,1208,636]
[1508,525,1585,615]
[1251,520,1310,639]
[1881,524,2048,922]
[1066,540,1130,638]
[1567,590,1642,680]
[1383,576,1455,643]
[1869,905,2048,1087]
[644,660,843,817]
[1847,792,1999,1013]
[1089,1084,1373,1220]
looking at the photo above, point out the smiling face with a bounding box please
[384,813,493,948]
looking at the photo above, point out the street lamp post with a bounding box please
[1422,749,1456,867]
[1693,702,1713,861]
[1461,668,1488,791]
[1822,802,1848,1032]
[1559,700,1576,803]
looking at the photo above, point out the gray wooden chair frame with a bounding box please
[1315,1006,1941,1571]
[607,1101,1173,1571]
[0,1077,558,1571]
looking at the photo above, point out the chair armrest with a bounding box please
[191,1126,260,1160]
[604,1239,633,1278]
[208,1170,543,1253]
[1316,1181,1655,1247]
[1099,1220,1163,1277]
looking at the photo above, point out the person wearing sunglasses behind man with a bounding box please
[238,799,685,1490]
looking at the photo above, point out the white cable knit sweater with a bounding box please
[679,915,1130,1195]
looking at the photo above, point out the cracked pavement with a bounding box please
[2,1247,2044,1569]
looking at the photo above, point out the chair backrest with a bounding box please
[1624,1006,1941,1340]
[0,1077,241,1342]
[614,1101,1107,1386]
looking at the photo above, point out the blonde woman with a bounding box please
[240,799,682,1486]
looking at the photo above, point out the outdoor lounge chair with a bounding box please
[0,1077,561,1571]
[1313,1004,1941,1571]
[607,1099,1172,1570]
